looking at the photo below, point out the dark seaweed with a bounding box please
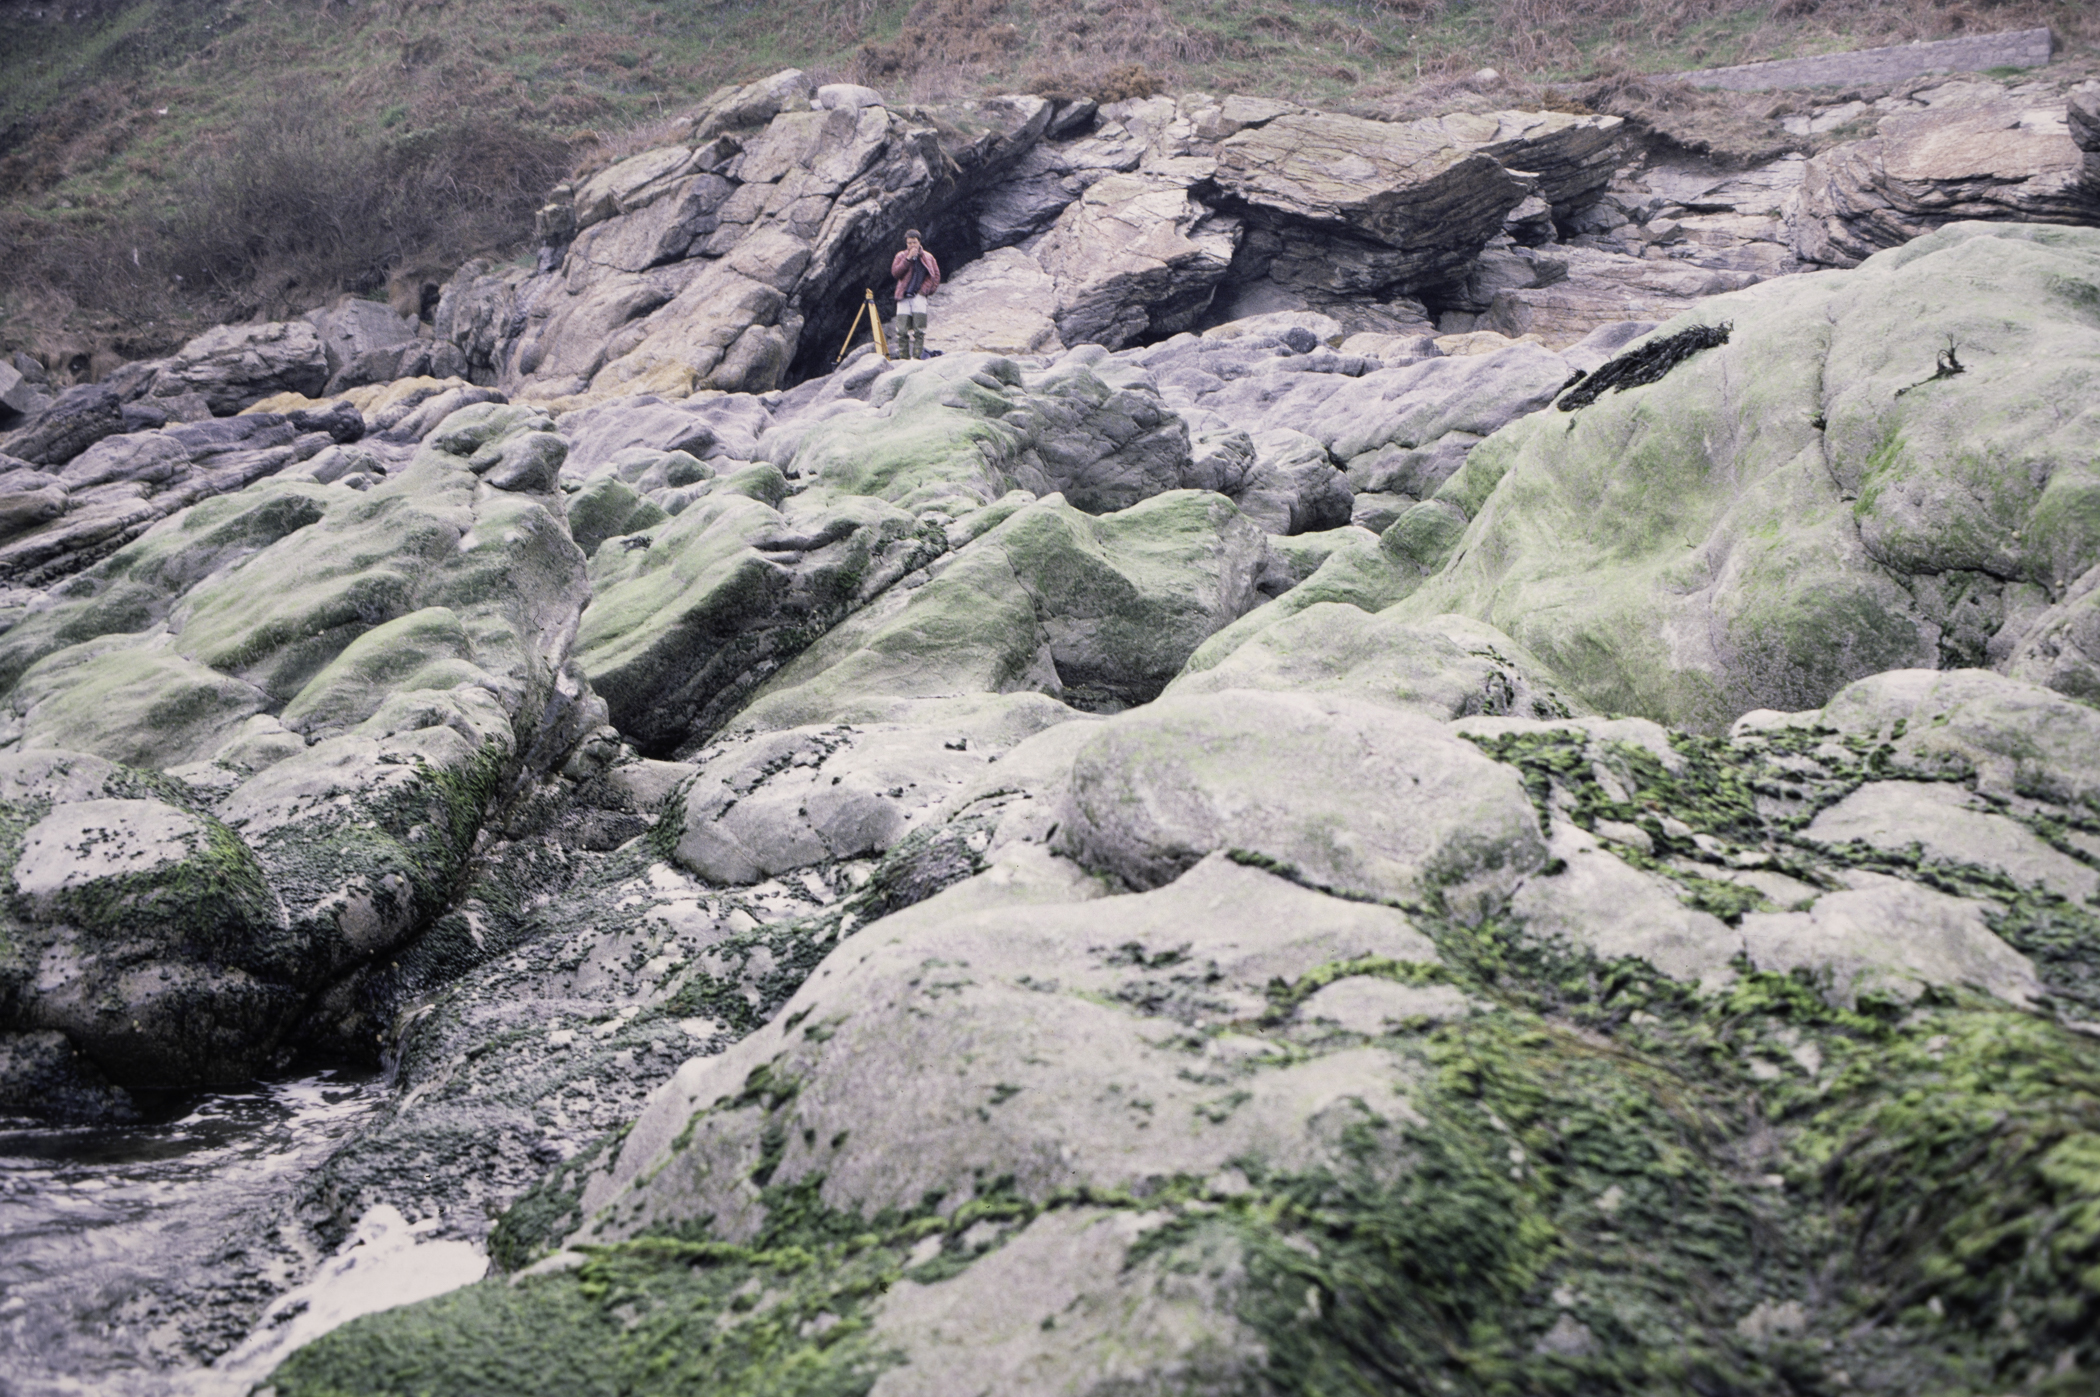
[1556,321,1732,411]
[1894,339,1965,398]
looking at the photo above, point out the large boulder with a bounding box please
[1363,222,2100,729]
[305,297,421,384]
[574,851,1442,1239]
[1053,689,1547,915]
[729,490,1270,732]
[1214,112,1529,286]
[1032,168,1241,349]
[574,473,942,756]
[147,321,330,415]
[1213,108,1620,304]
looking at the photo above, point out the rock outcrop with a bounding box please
[6,62,2100,1397]
[425,78,1635,401]
[1197,222,2100,732]
[1787,94,2100,265]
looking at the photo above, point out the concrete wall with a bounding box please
[1676,27,2052,92]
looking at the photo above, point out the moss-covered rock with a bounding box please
[731,490,1270,732]
[773,349,1195,518]
[1385,223,2100,729]
[576,484,943,756]
[5,636,269,769]
[0,403,599,1094]
[1188,224,2100,733]
[564,475,670,558]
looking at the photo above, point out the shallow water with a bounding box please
[0,1068,474,1397]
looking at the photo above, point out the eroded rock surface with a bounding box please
[6,64,2100,1397]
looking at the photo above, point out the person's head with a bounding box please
[904,229,922,253]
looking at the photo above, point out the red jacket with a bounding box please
[890,248,941,300]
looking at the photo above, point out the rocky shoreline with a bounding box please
[1,61,2098,1396]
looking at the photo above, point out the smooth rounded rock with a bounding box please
[1054,688,1546,917]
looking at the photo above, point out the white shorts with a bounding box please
[900,294,929,316]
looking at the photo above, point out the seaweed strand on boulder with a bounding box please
[1556,321,1733,411]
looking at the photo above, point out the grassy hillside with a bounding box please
[2,0,2095,373]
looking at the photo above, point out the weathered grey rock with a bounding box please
[1447,243,1569,314]
[1034,169,1241,350]
[1804,780,2097,902]
[1511,818,1739,986]
[1740,667,2100,810]
[1740,880,2040,1007]
[969,125,1146,248]
[867,1206,1267,1397]
[148,321,329,415]
[428,402,569,492]
[1215,111,1595,298]
[1216,111,1518,269]
[0,359,38,421]
[1414,108,1627,218]
[325,338,470,394]
[1476,245,1759,345]
[922,248,1064,358]
[2003,561,2100,702]
[305,297,420,381]
[670,722,1001,883]
[4,789,294,1085]
[0,397,591,783]
[574,852,1437,1240]
[465,87,1054,403]
[1236,427,1351,534]
[1297,976,1473,1033]
[557,393,767,481]
[1153,337,1566,501]
[0,479,66,542]
[1,383,125,467]
[694,67,818,142]
[1054,689,1546,916]
[0,414,337,586]
[371,382,508,442]
[1169,603,1583,725]
[1787,100,2100,267]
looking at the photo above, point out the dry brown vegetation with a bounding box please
[1,0,2094,376]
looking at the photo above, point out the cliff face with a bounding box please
[0,67,2098,1397]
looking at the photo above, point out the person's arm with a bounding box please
[921,252,941,294]
[890,250,912,277]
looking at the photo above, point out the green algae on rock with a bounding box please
[1193,223,2100,733]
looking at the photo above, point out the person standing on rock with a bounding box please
[890,230,941,361]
